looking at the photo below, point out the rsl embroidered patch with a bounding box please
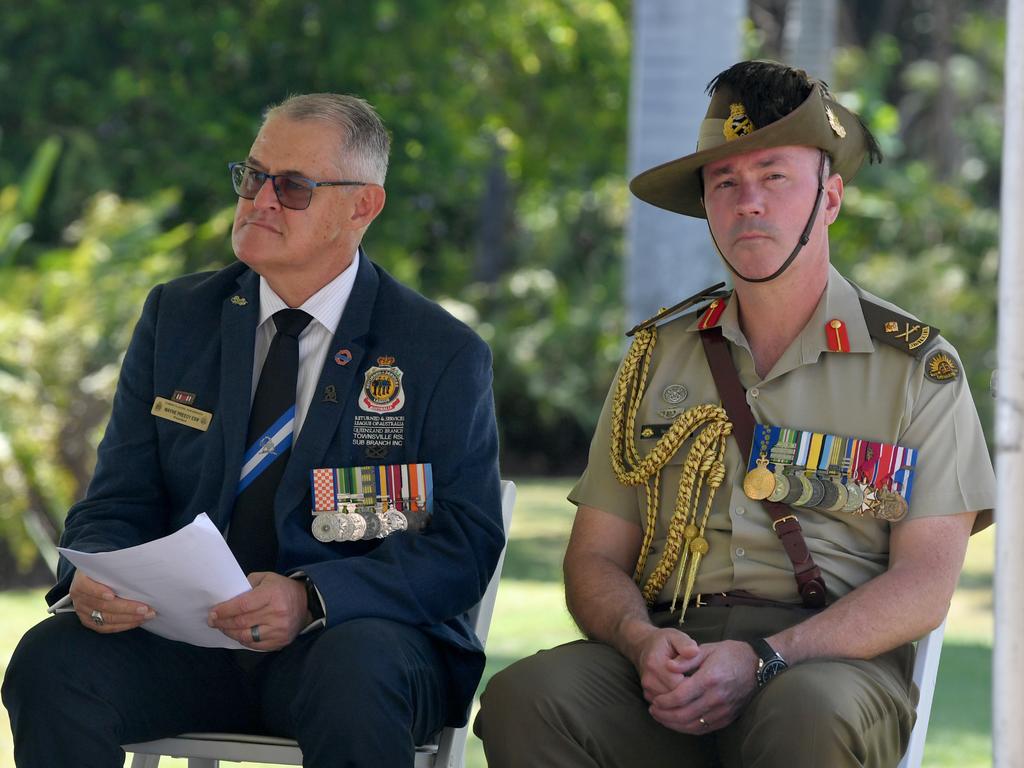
[353,413,405,449]
[359,356,406,414]
[925,350,960,383]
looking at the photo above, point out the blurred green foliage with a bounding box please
[0,0,1004,573]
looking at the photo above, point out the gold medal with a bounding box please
[743,456,776,500]
[767,470,790,502]
[875,488,909,522]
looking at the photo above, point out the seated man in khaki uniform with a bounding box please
[474,60,995,767]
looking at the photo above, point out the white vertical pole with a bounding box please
[994,0,1024,764]
[625,0,744,328]
[782,0,838,83]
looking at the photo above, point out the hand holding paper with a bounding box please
[58,513,253,649]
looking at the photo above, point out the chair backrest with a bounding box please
[432,479,515,768]
[468,480,516,645]
[897,618,947,768]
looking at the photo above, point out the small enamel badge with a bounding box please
[926,351,959,383]
[323,384,338,403]
[359,356,406,414]
[335,348,353,366]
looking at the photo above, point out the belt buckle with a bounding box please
[772,514,799,532]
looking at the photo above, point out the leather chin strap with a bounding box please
[705,149,828,284]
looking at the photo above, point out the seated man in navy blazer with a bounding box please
[2,93,503,768]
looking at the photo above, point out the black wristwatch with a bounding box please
[747,637,787,687]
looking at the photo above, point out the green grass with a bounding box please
[0,478,993,767]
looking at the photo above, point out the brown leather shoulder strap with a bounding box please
[700,327,827,608]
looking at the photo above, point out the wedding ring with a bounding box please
[250,625,261,643]
[90,609,104,627]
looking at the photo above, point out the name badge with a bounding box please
[151,396,212,431]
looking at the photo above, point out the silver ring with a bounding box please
[250,625,260,643]
[698,716,709,728]
[90,609,104,627]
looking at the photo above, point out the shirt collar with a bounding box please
[258,249,361,335]
[686,264,876,372]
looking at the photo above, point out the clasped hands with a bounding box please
[70,569,310,650]
[634,626,759,734]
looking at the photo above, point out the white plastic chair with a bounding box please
[897,618,947,768]
[124,480,517,768]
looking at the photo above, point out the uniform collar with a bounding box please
[687,264,876,379]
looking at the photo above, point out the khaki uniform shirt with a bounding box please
[570,266,995,604]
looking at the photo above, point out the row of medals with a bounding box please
[312,495,416,543]
[742,456,909,522]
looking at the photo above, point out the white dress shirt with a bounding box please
[251,250,360,440]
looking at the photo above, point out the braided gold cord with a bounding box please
[610,326,732,607]
[645,420,730,604]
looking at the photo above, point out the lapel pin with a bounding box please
[230,295,248,306]
[323,384,338,403]
[334,348,353,366]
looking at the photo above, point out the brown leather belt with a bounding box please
[652,590,814,613]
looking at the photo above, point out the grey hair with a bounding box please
[264,93,390,185]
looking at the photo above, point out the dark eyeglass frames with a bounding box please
[228,162,367,210]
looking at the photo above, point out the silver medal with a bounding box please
[312,513,342,543]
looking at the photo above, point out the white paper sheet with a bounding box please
[57,513,253,649]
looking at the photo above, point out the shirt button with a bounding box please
[736,547,745,557]
[749,387,760,398]
[736,507,746,516]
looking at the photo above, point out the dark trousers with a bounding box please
[2,613,449,768]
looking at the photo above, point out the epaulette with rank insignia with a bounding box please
[626,282,731,337]
[859,298,939,359]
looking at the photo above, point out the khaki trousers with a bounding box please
[475,606,916,768]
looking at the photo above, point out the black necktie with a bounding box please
[228,308,313,574]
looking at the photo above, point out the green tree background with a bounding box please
[0,0,1001,581]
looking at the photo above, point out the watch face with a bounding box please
[760,658,787,683]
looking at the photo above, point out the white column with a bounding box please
[994,0,1024,764]
[782,0,837,83]
[625,0,744,328]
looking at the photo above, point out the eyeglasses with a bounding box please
[228,162,367,211]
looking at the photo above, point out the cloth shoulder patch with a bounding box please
[859,298,939,359]
[925,350,960,383]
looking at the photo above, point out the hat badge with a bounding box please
[724,103,755,141]
[825,106,847,138]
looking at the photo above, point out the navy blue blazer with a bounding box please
[48,254,504,721]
